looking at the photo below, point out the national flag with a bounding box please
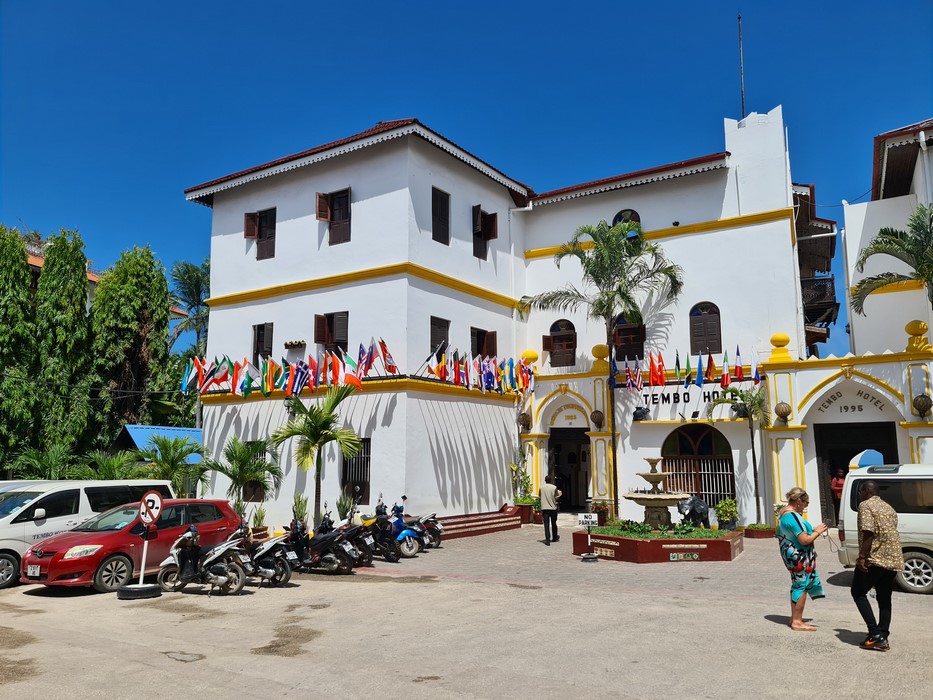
[695,353,704,388]
[357,343,368,375]
[343,351,363,389]
[734,346,745,383]
[192,357,209,390]
[507,358,516,391]
[482,357,495,391]
[474,355,484,392]
[452,351,462,387]
[633,356,644,391]
[436,351,448,382]
[241,365,255,398]
[280,359,291,392]
[331,351,342,386]
[516,358,525,392]
[609,355,618,389]
[379,338,399,374]
[307,355,319,390]
[198,360,217,395]
[262,357,282,395]
[320,353,331,387]
[648,352,658,387]
[704,352,717,383]
[657,352,666,385]
[674,351,682,384]
[362,338,377,377]
[752,353,761,385]
[682,352,691,388]
[720,350,731,388]
[497,359,506,394]
[625,356,634,390]
[213,356,232,385]
[180,358,196,392]
[230,360,245,397]
[427,349,438,379]
[527,364,535,394]
[464,352,474,388]
[258,358,271,396]
[289,360,311,396]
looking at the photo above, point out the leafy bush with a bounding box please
[592,519,732,539]
[714,498,738,522]
[746,523,775,530]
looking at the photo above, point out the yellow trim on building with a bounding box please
[899,421,933,428]
[795,368,904,414]
[764,351,933,372]
[206,262,520,310]
[524,208,795,259]
[535,369,604,382]
[848,279,926,296]
[764,425,809,432]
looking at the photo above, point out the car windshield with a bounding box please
[0,489,43,518]
[71,505,138,532]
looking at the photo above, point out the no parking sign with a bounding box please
[139,491,163,525]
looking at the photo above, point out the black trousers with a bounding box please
[542,509,558,542]
[851,564,897,638]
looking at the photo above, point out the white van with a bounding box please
[0,480,173,589]
[837,465,933,594]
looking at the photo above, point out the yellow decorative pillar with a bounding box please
[766,426,807,524]
[520,434,549,493]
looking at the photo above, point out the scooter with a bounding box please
[386,498,422,558]
[157,525,247,595]
[316,506,374,568]
[358,497,402,563]
[398,496,443,548]
[285,507,357,575]
[227,523,292,587]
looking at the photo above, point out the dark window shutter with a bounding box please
[483,331,497,357]
[432,188,450,245]
[316,192,331,222]
[252,325,261,366]
[244,212,258,239]
[334,312,349,351]
[314,315,329,344]
[262,323,274,356]
[542,335,553,352]
[482,212,498,241]
[472,205,482,235]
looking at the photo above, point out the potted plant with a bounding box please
[713,498,738,530]
[590,500,610,526]
[531,497,543,524]
[251,504,269,539]
[293,493,310,523]
[509,448,535,523]
[744,522,775,539]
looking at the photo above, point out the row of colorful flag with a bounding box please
[423,346,535,395]
[609,346,761,390]
[181,338,399,397]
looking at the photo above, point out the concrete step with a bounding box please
[438,506,522,540]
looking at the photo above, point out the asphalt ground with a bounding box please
[1,517,930,699]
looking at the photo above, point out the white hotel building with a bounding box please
[186,107,933,528]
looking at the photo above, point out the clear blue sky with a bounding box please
[2,1,931,357]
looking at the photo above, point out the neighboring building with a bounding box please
[186,107,933,529]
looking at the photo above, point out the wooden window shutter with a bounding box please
[314,315,330,344]
[432,188,449,244]
[262,323,274,356]
[334,312,349,347]
[482,212,498,241]
[472,205,483,235]
[483,331,497,357]
[244,212,258,239]
[636,324,647,343]
[316,192,331,222]
[542,335,553,352]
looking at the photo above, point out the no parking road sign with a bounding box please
[139,491,164,525]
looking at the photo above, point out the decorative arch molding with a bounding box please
[797,370,905,419]
[534,383,594,428]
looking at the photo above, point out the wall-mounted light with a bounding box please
[518,412,532,432]
[589,410,604,430]
[774,401,792,423]
[912,394,933,419]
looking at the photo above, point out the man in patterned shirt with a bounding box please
[851,480,903,652]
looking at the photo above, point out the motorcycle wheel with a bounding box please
[383,539,401,563]
[157,565,187,593]
[354,541,374,567]
[429,530,443,549]
[218,562,246,595]
[270,557,291,586]
[399,535,419,558]
[335,550,354,575]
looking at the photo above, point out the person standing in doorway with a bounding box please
[851,480,903,652]
[539,474,562,546]
[830,468,846,523]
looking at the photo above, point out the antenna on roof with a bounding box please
[738,12,746,119]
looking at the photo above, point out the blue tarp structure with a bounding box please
[113,425,203,464]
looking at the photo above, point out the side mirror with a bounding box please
[33,508,47,520]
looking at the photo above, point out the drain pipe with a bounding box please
[919,131,931,204]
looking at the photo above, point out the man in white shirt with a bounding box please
[539,475,562,545]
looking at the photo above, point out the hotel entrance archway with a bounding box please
[547,428,589,511]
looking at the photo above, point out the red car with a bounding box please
[20,499,242,592]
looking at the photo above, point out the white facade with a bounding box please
[187,109,933,530]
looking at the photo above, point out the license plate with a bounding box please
[364,535,375,546]
[27,565,40,578]
[435,523,444,532]
[238,554,250,564]
[422,535,430,544]
[341,542,354,553]
[285,551,298,560]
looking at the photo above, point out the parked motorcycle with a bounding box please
[358,499,402,563]
[227,524,292,587]
[157,525,246,595]
[316,506,374,568]
[397,496,443,549]
[386,498,422,558]
[285,508,357,574]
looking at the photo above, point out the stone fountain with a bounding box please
[623,457,690,529]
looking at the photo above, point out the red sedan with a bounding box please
[20,499,242,592]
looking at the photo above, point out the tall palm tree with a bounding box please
[136,435,207,497]
[74,450,147,480]
[204,435,282,503]
[270,385,362,526]
[13,445,80,479]
[705,384,771,523]
[851,203,933,315]
[169,258,210,354]
[521,220,683,515]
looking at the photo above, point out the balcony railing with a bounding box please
[801,276,836,306]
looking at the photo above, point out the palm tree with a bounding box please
[169,258,210,354]
[705,384,771,523]
[75,450,147,480]
[851,203,933,315]
[136,435,207,497]
[521,220,683,515]
[13,445,80,479]
[270,385,362,526]
[204,435,283,503]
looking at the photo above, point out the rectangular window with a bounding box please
[314,312,349,354]
[430,316,449,360]
[85,486,132,513]
[342,437,371,503]
[432,188,450,245]
[471,205,497,260]
[544,330,577,368]
[613,323,646,361]
[851,478,933,514]
[246,208,277,260]
[253,322,274,367]
[470,327,497,358]
[317,189,351,245]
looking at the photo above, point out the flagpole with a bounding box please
[412,342,443,378]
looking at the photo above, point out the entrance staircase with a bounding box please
[437,505,522,540]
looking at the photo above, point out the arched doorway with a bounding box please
[661,424,735,508]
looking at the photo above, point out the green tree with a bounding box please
[705,385,771,523]
[90,246,170,444]
[0,225,38,475]
[204,435,282,501]
[13,445,80,479]
[521,220,683,515]
[169,258,210,355]
[74,450,147,480]
[35,229,93,451]
[851,203,933,315]
[270,385,362,526]
[136,435,207,497]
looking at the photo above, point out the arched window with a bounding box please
[613,313,646,361]
[543,319,577,367]
[611,209,641,227]
[661,424,735,508]
[689,302,722,355]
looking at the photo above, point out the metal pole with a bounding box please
[738,13,746,119]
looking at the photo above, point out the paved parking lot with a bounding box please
[1,521,931,699]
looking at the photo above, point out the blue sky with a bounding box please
[1,1,931,357]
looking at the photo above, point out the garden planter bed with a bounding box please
[742,527,775,539]
[571,529,744,563]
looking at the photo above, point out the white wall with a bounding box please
[723,106,791,216]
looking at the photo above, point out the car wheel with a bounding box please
[897,551,933,594]
[93,555,134,593]
[0,552,19,589]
